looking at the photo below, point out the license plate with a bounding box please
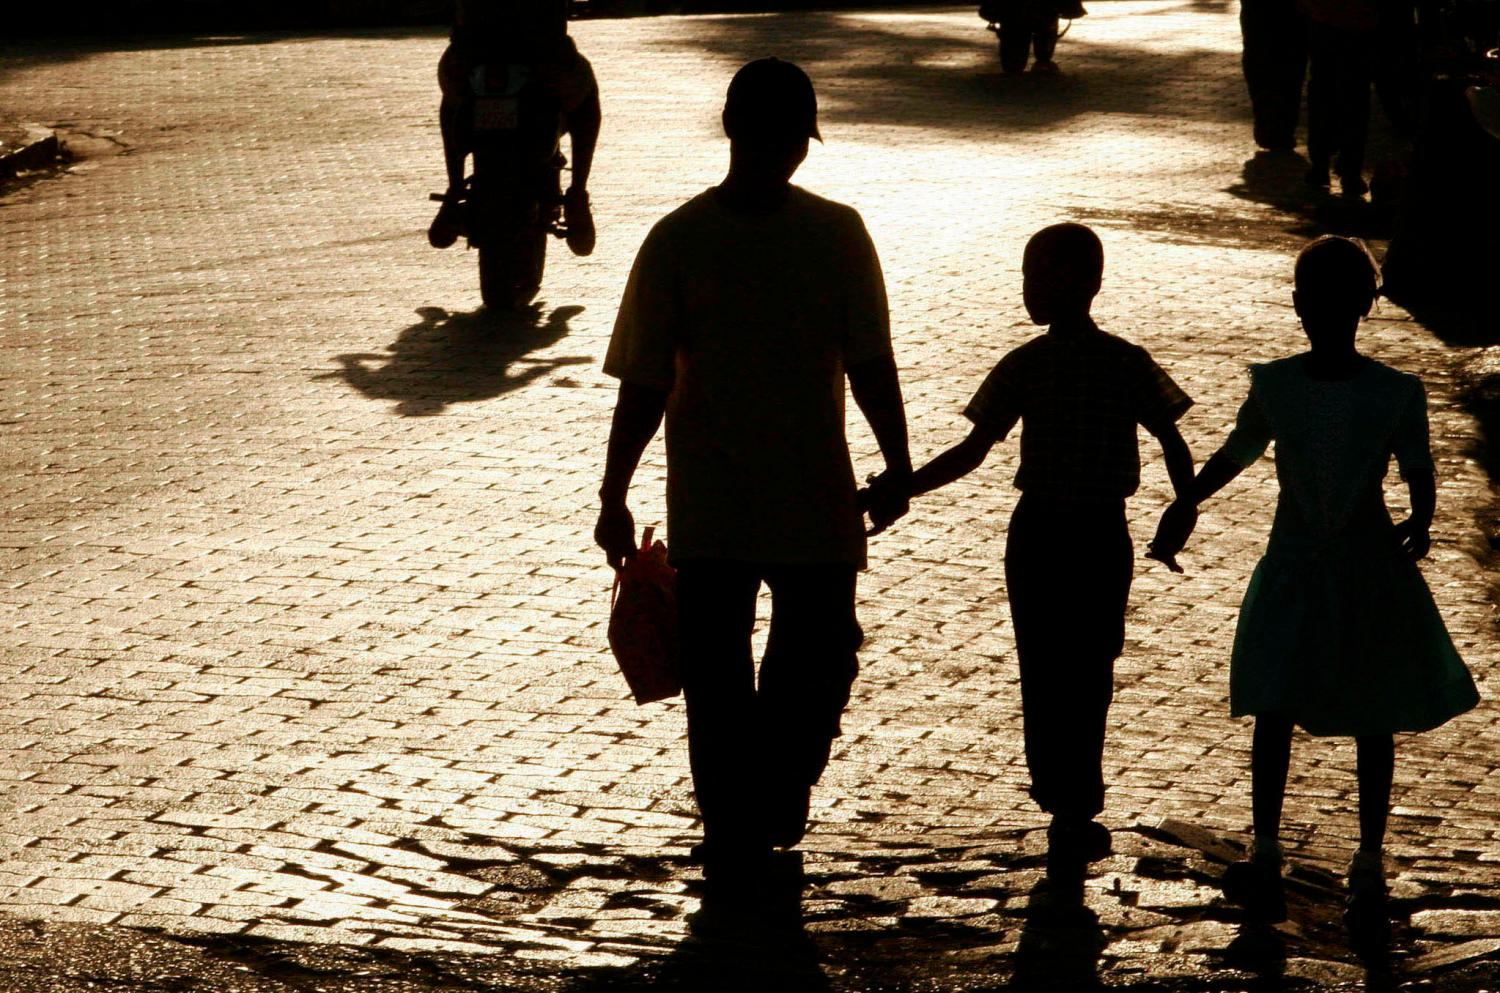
[474,96,520,131]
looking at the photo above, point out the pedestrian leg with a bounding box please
[758,565,861,848]
[676,561,766,884]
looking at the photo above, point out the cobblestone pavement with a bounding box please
[1,5,1497,990]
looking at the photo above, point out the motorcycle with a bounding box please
[432,62,568,310]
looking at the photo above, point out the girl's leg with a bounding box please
[1349,735,1394,934]
[1355,734,1394,853]
[1224,713,1293,921]
[1251,712,1295,843]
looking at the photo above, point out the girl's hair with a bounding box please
[1294,236,1381,307]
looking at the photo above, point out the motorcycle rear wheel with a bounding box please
[478,229,547,311]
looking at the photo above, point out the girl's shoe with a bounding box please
[1223,841,1287,922]
[1344,850,1390,938]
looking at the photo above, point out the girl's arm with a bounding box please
[1396,471,1435,561]
[910,424,1004,498]
[1149,383,1270,571]
[1147,449,1248,572]
[1183,450,1247,507]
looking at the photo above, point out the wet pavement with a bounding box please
[0,4,1497,990]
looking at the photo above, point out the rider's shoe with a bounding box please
[564,188,595,257]
[428,190,465,249]
[1031,60,1062,75]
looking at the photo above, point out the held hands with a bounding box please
[858,468,912,537]
[1147,499,1199,574]
[1394,518,1431,561]
[595,501,637,571]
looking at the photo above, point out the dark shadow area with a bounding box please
[319,303,588,415]
[559,854,833,992]
[8,0,449,38]
[1226,148,1392,241]
[1010,870,1105,990]
[1346,913,1398,993]
[666,11,1253,137]
[0,23,450,84]
[1218,922,1288,993]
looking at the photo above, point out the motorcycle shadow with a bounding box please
[322,303,588,416]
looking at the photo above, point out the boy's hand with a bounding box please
[1394,518,1431,561]
[860,469,911,537]
[1147,499,1198,573]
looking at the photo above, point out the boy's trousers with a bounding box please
[1005,495,1133,821]
[674,560,862,870]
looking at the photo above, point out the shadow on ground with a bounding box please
[319,303,589,416]
[5,822,1500,991]
[668,8,1247,139]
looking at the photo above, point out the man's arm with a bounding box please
[595,381,669,569]
[847,353,912,535]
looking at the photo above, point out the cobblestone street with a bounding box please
[1,5,1497,990]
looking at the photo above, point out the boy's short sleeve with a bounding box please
[1130,347,1194,431]
[1391,375,1435,480]
[963,354,1023,439]
[842,212,893,367]
[1221,375,1273,468]
[604,224,679,392]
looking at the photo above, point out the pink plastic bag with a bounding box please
[608,526,681,705]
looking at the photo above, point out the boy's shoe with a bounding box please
[564,188,595,257]
[428,192,465,249]
[1222,848,1287,923]
[1030,60,1062,75]
[1338,172,1369,198]
[1046,817,1112,865]
[1304,163,1332,190]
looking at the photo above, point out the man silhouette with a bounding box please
[595,59,912,906]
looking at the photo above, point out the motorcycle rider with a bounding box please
[428,0,600,257]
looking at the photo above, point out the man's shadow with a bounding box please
[320,304,589,416]
[1010,868,1106,990]
[561,854,831,993]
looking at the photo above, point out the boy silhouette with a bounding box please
[884,223,1194,864]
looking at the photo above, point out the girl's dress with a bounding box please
[1222,354,1479,736]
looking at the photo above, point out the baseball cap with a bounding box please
[723,57,822,142]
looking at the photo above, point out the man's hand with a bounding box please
[1146,499,1198,574]
[859,469,911,537]
[1394,518,1431,561]
[595,502,637,570]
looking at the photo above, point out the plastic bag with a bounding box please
[608,526,681,705]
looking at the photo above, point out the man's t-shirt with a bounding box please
[605,186,892,566]
[963,322,1192,501]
